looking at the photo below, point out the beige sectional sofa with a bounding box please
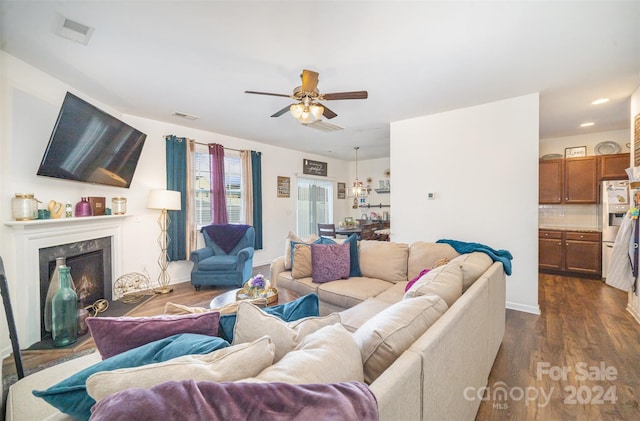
[272,240,507,420]
[6,240,506,421]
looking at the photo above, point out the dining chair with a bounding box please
[318,223,336,238]
[0,256,25,380]
[360,223,378,241]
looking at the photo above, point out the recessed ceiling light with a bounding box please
[580,122,595,127]
[591,98,609,105]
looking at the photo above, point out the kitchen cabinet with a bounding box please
[539,229,601,276]
[539,159,563,203]
[539,157,598,204]
[599,153,630,180]
[564,157,598,203]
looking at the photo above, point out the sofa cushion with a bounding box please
[449,252,494,292]
[284,231,319,270]
[86,311,221,360]
[317,276,392,309]
[291,243,314,278]
[339,298,393,332]
[219,293,319,342]
[407,242,460,281]
[86,336,275,402]
[198,254,238,271]
[32,333,229,420]
[232,300,340,362]
[353,294,448,384]
[249,323,364,384]
[359,241,409,283]
[404,263,463,307]
[275,271,319,297]
[374,281,410,304]
[311,242,351,283]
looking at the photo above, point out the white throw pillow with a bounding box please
[232,301,340,362]
[247,323,364,384]
[284,231,319,270]
[86,336,275,402]
[353,294,448,384]
[404,263,463,307]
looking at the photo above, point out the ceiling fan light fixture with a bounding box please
[299,108,312,124]
[290,103,304,119]
[310,104,324,120]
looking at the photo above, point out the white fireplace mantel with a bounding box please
[5,215,129,347]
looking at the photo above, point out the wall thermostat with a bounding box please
[427,192,436,200]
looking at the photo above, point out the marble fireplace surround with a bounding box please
[5,215,126,348]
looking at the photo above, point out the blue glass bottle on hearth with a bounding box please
[52,265,78,347]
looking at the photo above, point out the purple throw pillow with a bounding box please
[405,268,431,292]
[311,242,351,283]
[86,312,220,360]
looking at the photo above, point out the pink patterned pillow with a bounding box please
[406,268,431,292]
[311,242,351,283]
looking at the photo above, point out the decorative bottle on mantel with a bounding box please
[75,197,92,217]
[52,265,78,347]
[44,257,76,332]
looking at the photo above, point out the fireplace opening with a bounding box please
[39,237,112,340]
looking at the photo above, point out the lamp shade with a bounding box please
[147,189,181,210]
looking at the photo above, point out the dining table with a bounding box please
[334,226,362,237]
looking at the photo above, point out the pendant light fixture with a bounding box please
[350,146,369,197]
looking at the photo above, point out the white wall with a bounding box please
[390,94,540,314]
[628,84,640,324]
[0,53,350,356]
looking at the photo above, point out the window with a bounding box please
[194,150,243,227]
[296,177,333,237]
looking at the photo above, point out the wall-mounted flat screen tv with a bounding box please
[37,92,146,188]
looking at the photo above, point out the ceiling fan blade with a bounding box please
[245,90,291,98]
[271,105,292,118]
[301,69,319,93]
[322,91,368,100]
[319,103,337,119]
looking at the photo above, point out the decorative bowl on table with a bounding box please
[236,274,278,304]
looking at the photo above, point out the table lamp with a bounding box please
[147,189,181,294]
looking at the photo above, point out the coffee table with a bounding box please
[209,287,299,309]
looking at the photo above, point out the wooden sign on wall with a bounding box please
[303,159,327,177]
[277,176,290,198]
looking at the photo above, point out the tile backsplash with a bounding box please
[539,204,600,230]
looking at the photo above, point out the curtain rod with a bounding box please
[164,136,242,152]
[192,140,241,152]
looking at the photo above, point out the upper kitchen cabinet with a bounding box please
[564,156,598,203]
[539,156,598,204]
[539,159,563,203]
[599,153,630,180]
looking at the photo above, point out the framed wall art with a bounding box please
[277,176,290,198]
[565,146,586,158]
[337,182,346,199]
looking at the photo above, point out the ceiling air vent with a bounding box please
[172,112,199,121]
[303,120,343,132]
[55,16,95,45]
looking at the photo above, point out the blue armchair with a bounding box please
[190,224,255,290]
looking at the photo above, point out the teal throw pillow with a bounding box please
[32,333,229,420]
[321,234,361,277]
[219,293,319,342]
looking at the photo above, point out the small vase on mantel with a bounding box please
[44,257,76,332]
[52,265,78,347]
[75,197,92,217]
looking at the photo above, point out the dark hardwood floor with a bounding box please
[477,273,640,420]
[4,269,640,420]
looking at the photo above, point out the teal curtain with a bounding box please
[165,135,187,261]
[251,151,263,249]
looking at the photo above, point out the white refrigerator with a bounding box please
[602,180,630,278]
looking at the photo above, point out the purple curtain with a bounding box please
[208,143,228,224]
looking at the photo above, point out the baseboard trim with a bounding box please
[506,301,541,315]
[627,302,640,325]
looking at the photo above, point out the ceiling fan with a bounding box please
[245,69,368,124]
